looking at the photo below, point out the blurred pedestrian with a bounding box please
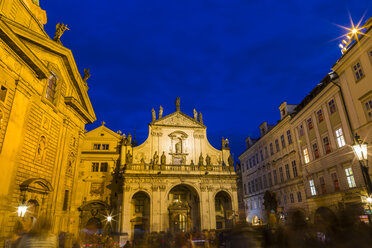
[17,216,57,248]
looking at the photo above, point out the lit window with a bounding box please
[323,136,331,154]
[285,164,290,180]
[45,74,57,102]
[328,99,336,114]
[363,98,372,121]
[292,160,298,177]
[331,172,340,191]
[317,109,324,123]
[345,168,356,188]
[290,193,294,203]
[297,191,302,202]
[303,148,310,164]
[100,162,108,172]
[335,128,346,147]
[102,144,109,150]
[281,135,286,148]
[287,130,293,144]
[319,176,326,194]
[307,118,313,130]
[353,61,364,81]
[92,162,99,172]
[312,143,320,159]
[309,180,316,196]
[93,144,101,150]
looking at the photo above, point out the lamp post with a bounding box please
[351,133,372,223]
[351,134,371,194]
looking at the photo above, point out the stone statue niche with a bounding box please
[175,138,183,154]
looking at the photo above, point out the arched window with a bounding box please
[45,74,57,102]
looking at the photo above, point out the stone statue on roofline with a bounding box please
[199,112,203,124]
[53,23,69,43]
[126,150,133,164]
[206,154,211,166]
[152,108,156,122]
[153,151,159,165]
[159,106,163,119]
[83,68,91,82]
[198,153,204,166]
[175,97,180,112]
[161,152,166,165]
[193,109,197,120]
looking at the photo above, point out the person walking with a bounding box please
[17,216,57,248]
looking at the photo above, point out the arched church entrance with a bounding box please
[130,191,150,242]
[168,185,200,233]
[78,201,110,244]
[215,191,233,229]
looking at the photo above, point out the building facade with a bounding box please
[239,103,306,225]
[77,100,238,241]
[0,0,96,245]
[239,18,372,225]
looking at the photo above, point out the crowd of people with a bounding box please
[8,206,372,248]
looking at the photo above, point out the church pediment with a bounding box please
[152,112,204,128]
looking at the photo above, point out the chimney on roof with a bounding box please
[259,122,268,137]
[279,102,297,120]
[245,137,254,149]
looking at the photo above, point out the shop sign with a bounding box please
[359,215,369,224]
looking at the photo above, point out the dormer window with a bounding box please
[45,74,57,103]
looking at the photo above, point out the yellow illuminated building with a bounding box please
[0,0,96,245]
[77,100,238,241]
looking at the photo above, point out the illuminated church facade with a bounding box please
[78,99,238,239]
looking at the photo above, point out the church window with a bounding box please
[45,74,57,102]
[135,199,145,213]
[102,144,109,150]
[93,144,101,150]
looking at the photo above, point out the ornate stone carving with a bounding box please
[175,97,180,112]
[126,150,133,164]
[35,135,46,163]
[198,153,204,166]
[228,155,234,167]
[161,152,166,165]
[53,23,69,42]
[206,154,211,166]
[159,106,163,119]
[198,112,203,124]
[124,185,131,192]
[153,151,159,165]
[83,68,91,82]
[152,108,156,122]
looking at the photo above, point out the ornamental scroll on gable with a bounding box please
[152,112,203,128]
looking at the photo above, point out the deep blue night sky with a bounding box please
[42,0,371,159]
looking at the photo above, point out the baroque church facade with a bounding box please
[0,0,96,245]
[78,99,238,240]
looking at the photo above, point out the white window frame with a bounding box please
[303,148,310,164]
[309,179,316,196]
[345,167,356,188]
[335,128,346,147]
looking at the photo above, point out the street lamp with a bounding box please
[351,133,372,194]
[17,205,28,217]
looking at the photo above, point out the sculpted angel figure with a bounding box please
[83,68,91,81]
[53,23,69,42]
[159,106,163,119]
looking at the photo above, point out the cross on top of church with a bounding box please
[101,121,106,126]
